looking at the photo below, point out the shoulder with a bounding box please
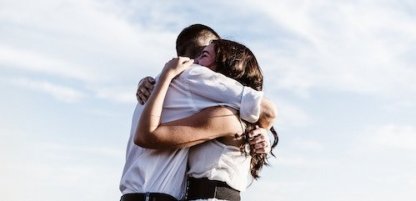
[180,64,242,87]
[180,64,219,79]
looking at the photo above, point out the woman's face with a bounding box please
[195,43,216,70]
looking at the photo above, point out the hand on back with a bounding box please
[136,57,193,104]
[137,76,155,104]
[162,57,194,77]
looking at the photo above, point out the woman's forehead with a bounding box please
[203,43,215,52]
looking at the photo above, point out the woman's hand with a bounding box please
[162,57,194,78]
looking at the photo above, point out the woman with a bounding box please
[137,39,278,201]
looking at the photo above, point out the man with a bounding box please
[120,24,276,201]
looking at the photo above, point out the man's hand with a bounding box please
[248,127,271,154]
[136,76,155,105]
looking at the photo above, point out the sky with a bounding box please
[1,0,415,200]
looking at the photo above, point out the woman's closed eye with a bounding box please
[199,52,208,57]
[195,54,206,64]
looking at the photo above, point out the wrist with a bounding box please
[160,70,176,81]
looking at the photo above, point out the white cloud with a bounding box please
[365,124,416,151]
[274,154,308,167]
[93,85,136,104]
[290,137,324,152]
[0,46,96,81]
[0,136,123,201]
[0,0,180,105]
[243,180,306,201]
[251,0,416,98]
[0,0,175,85]
[274,100,312,128]
[9,77,85,102]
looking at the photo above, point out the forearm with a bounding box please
[135,71,174,146]
[138,107,244,149]
[140,123,220,149]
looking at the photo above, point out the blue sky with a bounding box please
[1,0,415,200]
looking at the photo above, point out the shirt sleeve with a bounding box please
[181,64,263,123]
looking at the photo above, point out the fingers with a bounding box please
[251,141,270,154]
[143,80,155,92]
[140,86,151,97]
[146,77,156,84]
[166,57,190,65]
[163,57,194,76]
[136,76,156,104]
[178,56,191,62]
[248,126,266,140]
[249,134,267,150]
[249,134,265,144]
[138,93,146,105]
[183,60,194,67]
[137,88,150,105]
[180,57,194,64]
[177,57,194,68]
[248,127,271,154]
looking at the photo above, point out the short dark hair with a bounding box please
[176,24,220,58]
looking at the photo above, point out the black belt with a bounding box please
[186,177,240,201]
[120,193,178,201]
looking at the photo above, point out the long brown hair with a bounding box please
[211,39,278,179]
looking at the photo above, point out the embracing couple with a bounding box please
[119,24,278,201]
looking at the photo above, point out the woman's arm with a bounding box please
[135,106,244,149]
[135,57,192,146]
